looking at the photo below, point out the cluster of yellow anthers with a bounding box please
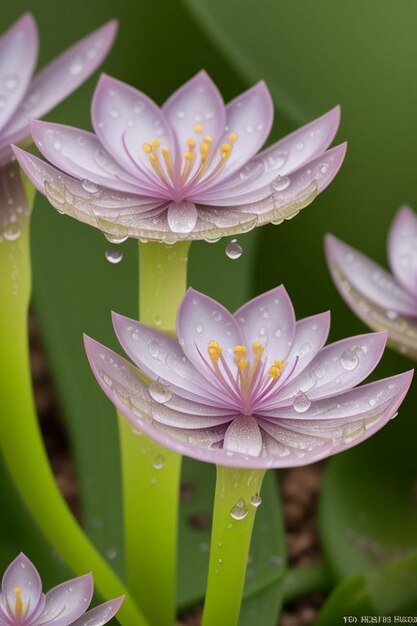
[207,340,285,382]
[141,123,238,186]
[12,587,24,619]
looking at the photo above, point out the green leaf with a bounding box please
[178,461,285,610]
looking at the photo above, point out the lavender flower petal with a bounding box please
[32,575,93,626]
[1,554,43,623]
[388,204,417,296]
[70,597,124,626]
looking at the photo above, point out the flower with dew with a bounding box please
[14,71,346,244]
[84,285,412,468]
[0,553,123,626]
[326,206,417,360]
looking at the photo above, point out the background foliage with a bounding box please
[1,0,417,623]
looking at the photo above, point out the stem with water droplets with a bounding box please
[0,166,147,626]
[119,240,190,626]
[201,465,266,626]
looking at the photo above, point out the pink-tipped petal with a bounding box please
[162,70,225,154]
[0,21,118,148]
[167,201,198,233]
[177,288,244,371]
[111,312,229,406]
[388,205,417,296]
[203,81,274,187]
[224,416,263,456]
[325,233,417,316]
[0,13,38,133]
[2,553,43,622]
[234,285,296,363]
[274,332,388,404]
[29,119,149,195]
[70,597,125,626]
[92,74,175,183]
[33,574,93,626]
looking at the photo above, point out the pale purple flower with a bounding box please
[0,553,123,626]
[326,206,417,359]
[14,71,346,243]
[0,13,117,166]
[84,286,412,468]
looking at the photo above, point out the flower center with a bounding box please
[206,340,285,415]
[141,125,238,198]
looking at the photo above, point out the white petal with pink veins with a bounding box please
[0,14,38,132]
[388,205,417,297]
[33,575,93,626]
[234,285,296,363]
[224,416,263,456]
[92,74,175,186]
[167,201,198,233]
[30,120,152,195]
[162,70,225,157]
[325,233,417,317]
[0,21,117,149]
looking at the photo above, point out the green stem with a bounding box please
[202,465,267,626]
[119,240,190,626]
[0,166,147,626]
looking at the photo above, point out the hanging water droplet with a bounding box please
[225,239,243,259]
[106,547,117,560]
[3,225,21,241]
[105,249,123,264]
[104,232,129,244]
[195,322,204,333]
[152,454,166,469]
[149,381,172,404]
[81,179,101,194]
[272,175,291,191]
[250,493,262,508]
[340,351,359,371]
[230,498,248,520]
[293,391,311,413]
[153,314,162,327]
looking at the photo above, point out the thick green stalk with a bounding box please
[119,240,190,626]
[0,167,147,626]
[202,465,267,626]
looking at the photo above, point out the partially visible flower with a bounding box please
[84,285,412,468]
[325,206,417,359]
[0,13,117,166]
[0,553,123,626]
[14,71,346,243]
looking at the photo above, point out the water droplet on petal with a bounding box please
[148,341,160,358]
[195,322,204,333]
[250,493,262,508]
[81,179,101,194]
[153,314,162,327]
[69,59,84,75]
[53,140,62,151]
[149,381,172,404]
[109,108,120,118]
[340,351,359,371]
[152,454,166,469]
[105,249,123,264]
[272,175,291,191]
[230,498,248,520]
[293,391,311,413]
[104,232,129,244]
[4,75,18,90]
[225,239,243,259]
[296,141,304,150]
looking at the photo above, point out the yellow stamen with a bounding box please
[161,147,175,182]
[186,138,196,150]
[204,135,213,143]
[252,342,264,358]
[268,360,285,379]
[208,340,222,363]
[200,142,210,156]
[183,151,195,160]
[238,358,248,372]
[220,143,233,160]
[142,143,152,154]
[150,139,161,148]
[234,345,247,362]
[229,132,238,143]
[13,587,23,618]
[194,123,204,133]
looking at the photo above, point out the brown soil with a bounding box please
[29,312,325,626]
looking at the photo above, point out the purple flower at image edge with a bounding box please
[84,285,412,468]
[14,70,346,243]
[326,205,417,359]
[0,553,123,626]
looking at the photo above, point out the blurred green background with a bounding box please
[2,0,417,622]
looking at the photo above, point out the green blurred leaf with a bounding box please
[178,461,285,610]
[314,575,373,625]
